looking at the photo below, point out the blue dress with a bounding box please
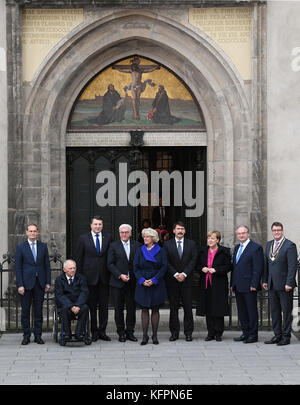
[133,244,168,308]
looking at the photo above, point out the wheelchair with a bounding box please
[53,305,92,346]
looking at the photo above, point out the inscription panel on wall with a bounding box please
[189,7,252,80]
[22,9,83,82]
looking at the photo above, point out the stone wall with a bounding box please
[5,1,267,260]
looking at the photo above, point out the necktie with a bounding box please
[95,234,101,255]
[274,240,279,253]
[236,244,243,263]
[69,278,73,287]
[177,240,183,259]
[31,243,37,262]
[124,242,130,260]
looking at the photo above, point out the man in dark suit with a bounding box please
[107,224,141,342]
[55,259,90,345]
[151,197,171,230]
[76,216,112,341]
[263,222,298,346]
[164,221,197,341]
[231,225,264,343]
[15,224,51,345]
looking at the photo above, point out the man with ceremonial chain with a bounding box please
[263,222,298,345]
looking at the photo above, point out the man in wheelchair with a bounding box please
[55,259,91,345]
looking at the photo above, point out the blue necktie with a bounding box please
[236,244,243,263]
[177,241,183,259]
[95,234,101,255]
[31,243,37,262]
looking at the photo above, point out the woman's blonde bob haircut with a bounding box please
[141,227,159,243]
[207,230,222,243]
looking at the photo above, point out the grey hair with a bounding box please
[119,224,132,233]
[63,259,76,269]
[236,225,249,233]
[141,227,159,243]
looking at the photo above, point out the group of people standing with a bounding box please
[14,218,298,348]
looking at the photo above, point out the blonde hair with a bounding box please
[207,230,221,243]
[141,228,159,243]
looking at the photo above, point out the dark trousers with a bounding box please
[204,285,224,338]
[111,285,136,335]
[269,289,293,339]
[167,284,194,336]
[235,290,258,338]
[61,304,89,338]
[88,282,109,334]
[21,279,44,338]
[206,315,224,338]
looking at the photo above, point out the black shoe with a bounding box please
[243,336,258,344]
[34,336,45,344]
[119,334,126,342]
[21,337,30,345]
[215,336,222,342]
[185,335,193,342]
[83,337,92,345]
[277,338,290,346]
[234,334,247,342]
[91,333,98,342]
[75,335,84,342]
[126,333,138,342]
[98,333,111,341]
[59,339,66,346]
[264,336,282,344]
[152,335,159,345]
[169,334,179,342]
[205,335,215,341]
[140,335,149,345]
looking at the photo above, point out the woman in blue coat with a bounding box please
[133,228,168,345]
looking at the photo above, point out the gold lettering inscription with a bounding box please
[189,8,252,80]
[22,9,83,82]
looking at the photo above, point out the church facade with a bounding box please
[0,0,299,272]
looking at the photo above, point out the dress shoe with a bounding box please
[75,335,84,342]
[185,335,193,342]
[98,333,111,341]
[59,339,66,346]
[34,336,45,344]
[152,335,159,345]
[233,334,247,342]
[91,333,98,342]
[118,334,126,342]
[215,336,222,342]
[264,336,282,344]
[205,335,215,341]
[64,335,71,342]
[126,333,138,342]
[140,335,149,345]
[277,338,290,346]
[21,337,30,345]
[243,336,258,344]
[83,337,92,345]
[169,334,179,342]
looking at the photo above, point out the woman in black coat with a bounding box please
[196,230,232,341]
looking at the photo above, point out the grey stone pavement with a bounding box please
[0,310,300,386]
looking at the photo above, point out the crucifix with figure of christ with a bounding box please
[112,56,160,120]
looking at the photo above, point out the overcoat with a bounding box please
[196,245,232,317]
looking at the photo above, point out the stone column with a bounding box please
[0,0,8,329]
[267,1,300,249]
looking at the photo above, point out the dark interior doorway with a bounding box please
[66,146,207,259]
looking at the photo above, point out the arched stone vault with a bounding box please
[21,10,260,252]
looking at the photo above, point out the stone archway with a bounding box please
[20,10,259,254]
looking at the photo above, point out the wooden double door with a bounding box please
[66,146,206,259]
